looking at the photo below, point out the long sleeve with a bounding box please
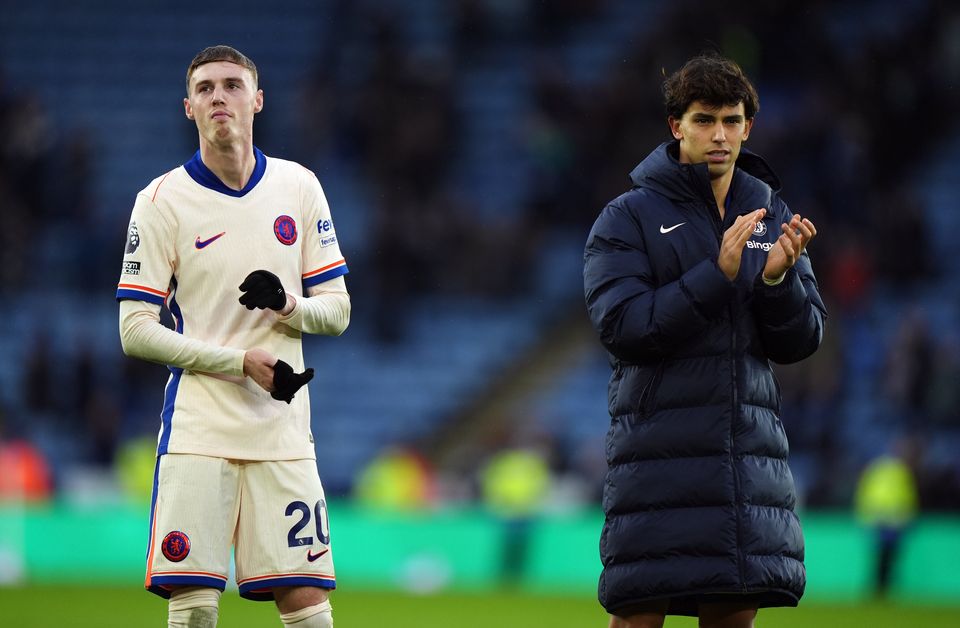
[583,201,735,363]
[119,299,246,376]
[276,275,351,336]
[751,251,827,364]
[749,198,827,364]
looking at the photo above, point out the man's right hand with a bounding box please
[270,360,314,404]
[718,208,766,280]
[242,348,314,402]
[243,348,278,392]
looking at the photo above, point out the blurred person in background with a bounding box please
[116,45,350,628]
[354,446,436,511]
[0,408,52,503]
[480,446,552,585]
[584,54,826,628]
[854,439,919,598]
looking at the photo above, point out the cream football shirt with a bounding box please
[116,148,348,460]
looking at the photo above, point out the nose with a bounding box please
[711,122,726,143]
[211,86,226,105]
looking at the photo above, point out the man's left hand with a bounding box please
[763,215,817,282]
[239,270,288,310]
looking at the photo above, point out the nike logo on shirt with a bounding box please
[306,548,329,562]
[195,232,226,249]
[659,223,685,234]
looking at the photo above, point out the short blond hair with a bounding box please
[185,45,258,95]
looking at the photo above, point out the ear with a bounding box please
[743,118,754,141]
[254,89,264,114]
[184,97,194,121]
[668,116,682,140]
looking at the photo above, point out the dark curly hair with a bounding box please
[663,55,759,120]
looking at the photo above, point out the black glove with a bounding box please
[272,359,314,403]
[239,270,287,310]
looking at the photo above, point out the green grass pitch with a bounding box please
[0,585,957,627]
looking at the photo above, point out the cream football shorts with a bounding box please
[145,453,335,600]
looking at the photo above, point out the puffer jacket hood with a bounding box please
[629,141,781,206]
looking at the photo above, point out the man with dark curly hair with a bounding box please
[583,54,827,628]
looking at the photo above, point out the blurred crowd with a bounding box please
[0,75,95,294]
[1,0,958,513]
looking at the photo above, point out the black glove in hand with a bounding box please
[239,270,287,310]
[272,359,314,404]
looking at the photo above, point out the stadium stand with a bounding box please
[0,0,957,511]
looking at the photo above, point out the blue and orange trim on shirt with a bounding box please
[302,259,348,289]
[117,283,168,305]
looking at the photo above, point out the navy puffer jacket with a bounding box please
[583,142,826,616]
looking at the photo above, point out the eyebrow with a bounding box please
[193,76,248,90]
[691,112,744,122]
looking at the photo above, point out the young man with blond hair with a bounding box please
[118,45,349,627]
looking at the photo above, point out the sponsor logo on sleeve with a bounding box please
[122,261,141,276]
[317,219,337,247]
[125,221,140,254]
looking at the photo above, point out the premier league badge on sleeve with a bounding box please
[274,215,298,245]
[125,221,140,254]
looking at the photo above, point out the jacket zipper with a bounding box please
[730,303,747,591]
[713,201,748,592]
